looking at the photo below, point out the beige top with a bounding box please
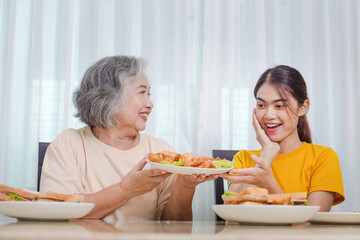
[40,126,176,224]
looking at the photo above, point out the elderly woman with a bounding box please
[40,56,217,222]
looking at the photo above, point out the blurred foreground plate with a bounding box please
[146,159,233,176]
[310,212,360,224]
[0,201,94,221]
[212,204,320,224]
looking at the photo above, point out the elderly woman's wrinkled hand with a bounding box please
[120,159,172,199]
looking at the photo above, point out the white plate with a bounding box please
[212,204,320,224]
[0,201,95,221]
[145,159,233,176]
[310,212,360,224]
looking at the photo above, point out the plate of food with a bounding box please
[213,187,319,224]
[310,212,360,224]
[146,151,234,176]
[0,184,94,221]
[0,201,94,221]
[213,204,319,224]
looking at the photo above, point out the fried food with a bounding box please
[147,152,186,165]
[183,157,217,168]
[147,151,227,169]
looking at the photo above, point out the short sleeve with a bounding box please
[309,148,345,205]
[39,130,84,194]
[233,150,258,169]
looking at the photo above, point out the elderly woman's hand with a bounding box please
[120,159,172,199]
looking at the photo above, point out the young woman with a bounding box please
[221,65,344,212]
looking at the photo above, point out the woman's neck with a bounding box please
[277,133,303,154]
[91,126,140,150]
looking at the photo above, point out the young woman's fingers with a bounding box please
[228,168,258,176]
[252,108,261,130]
[250,154,264,167]
[220,174,254,184]
[251,154,270,169]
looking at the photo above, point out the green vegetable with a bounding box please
[224,191,235,196]
[213,159,235,168]
[161,159,184,166]
[291,201,308,206]
[172,159,184,166]
[8,193,23,201]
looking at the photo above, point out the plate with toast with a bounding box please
[146,151,234,176]
[0,184,94,221]
[213,188,320,224]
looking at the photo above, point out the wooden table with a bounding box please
[1,215,360,240]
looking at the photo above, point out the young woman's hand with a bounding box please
[220,154,282,193]
[220,110,283,194]
[252,109,280,164]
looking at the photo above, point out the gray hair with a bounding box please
[73,55,145,128]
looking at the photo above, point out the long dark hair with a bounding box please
[253,65,312,143]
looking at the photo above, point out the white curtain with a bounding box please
[0,0,359,220]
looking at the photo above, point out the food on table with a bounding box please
[147,151,235,169]
[0,184,38,201]
[0,184,83,202]
[37,191,84,202]
[222,187,307,205]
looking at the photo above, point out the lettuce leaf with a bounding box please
[223,191,235,196]
[213,159,235,168]
[161,159,184,166]
[291,200,308,206]
[172,159,184,166]
[8,193,23,201]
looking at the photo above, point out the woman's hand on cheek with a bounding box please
[120,159,172,198]
[253,109,280,163]
[176,174,219,190]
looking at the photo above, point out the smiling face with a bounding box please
[115,74,153,134]
[255,82,308,148]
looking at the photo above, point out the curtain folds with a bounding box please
[0,0,359,220]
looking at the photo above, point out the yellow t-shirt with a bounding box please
[233,142,345,205]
